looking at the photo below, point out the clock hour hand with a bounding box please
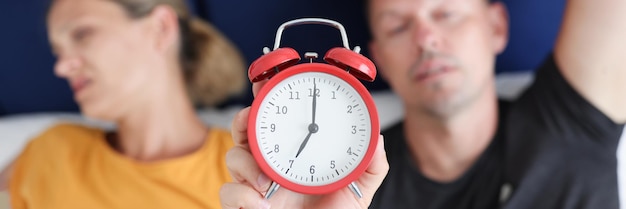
[295,123,319,158]
[295,132,312,158]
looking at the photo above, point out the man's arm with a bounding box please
[555,0,626,123]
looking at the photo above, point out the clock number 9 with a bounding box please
[270,124,276,132]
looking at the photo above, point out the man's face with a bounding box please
[369,0,508,118]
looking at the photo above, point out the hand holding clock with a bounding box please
[220,81,389,209]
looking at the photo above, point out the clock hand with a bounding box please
[295,123,319,158]
[296,79,320,158]
[295,132,312,158]
[312,79,317,125]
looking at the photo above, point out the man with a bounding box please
[220,0,626,208]
[368,0,508,207]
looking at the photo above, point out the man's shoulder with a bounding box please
[506,54,623,141]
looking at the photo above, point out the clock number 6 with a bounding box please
[310,165,316,174]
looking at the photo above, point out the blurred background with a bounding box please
[0,0,565,116]
[0,0,564,206]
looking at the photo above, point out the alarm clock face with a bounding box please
[251,66,376,190]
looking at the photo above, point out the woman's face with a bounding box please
[48,0,167,120]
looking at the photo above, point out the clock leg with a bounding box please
[264,181,281,199]
[348,182,363,199]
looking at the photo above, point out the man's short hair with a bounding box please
[364,0,500,21]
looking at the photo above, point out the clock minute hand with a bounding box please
[312,79,317,125]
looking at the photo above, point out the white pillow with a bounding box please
[0,71,534,170]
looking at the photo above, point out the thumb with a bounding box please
[252,80,269,97]
[357,135,388,204]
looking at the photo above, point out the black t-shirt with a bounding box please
[370,54,625,209]
[370,104,507,209]
[502,54,625,208]
[370,93,510,208]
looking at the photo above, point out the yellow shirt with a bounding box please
[10,124,233,209]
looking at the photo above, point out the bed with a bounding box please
[0,72,533,208]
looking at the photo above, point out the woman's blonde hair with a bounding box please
[105,0,246,106]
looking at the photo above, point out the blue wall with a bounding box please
[0,0,565,116]
[0,1,75,115]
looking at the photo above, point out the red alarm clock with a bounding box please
[247,18,380,199]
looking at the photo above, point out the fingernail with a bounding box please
[258,199,271,209]
[257,173,271,189]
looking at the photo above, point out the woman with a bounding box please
[0,0,245,208]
